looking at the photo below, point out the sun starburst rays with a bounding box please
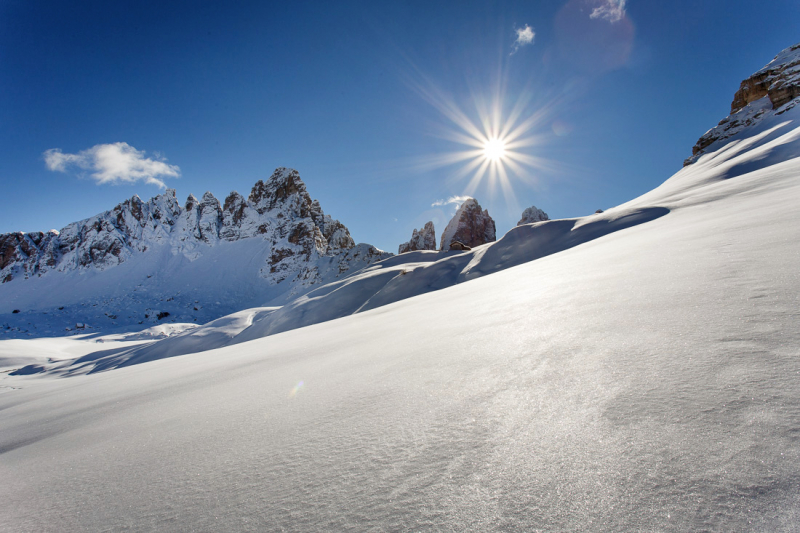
[400,64,561,214]
[443,104,548,206]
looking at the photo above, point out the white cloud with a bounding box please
[432,195,472,208]
[590,0,627,23]
[511,24,535,54]
[44,142,180,188]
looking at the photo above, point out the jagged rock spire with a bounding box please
[398,221,436,254]
[439,198,496,251]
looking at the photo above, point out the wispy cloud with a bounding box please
[511,24,535,54]
[432,195,472,208]
[43,142,180,188]
[590,0,627,23]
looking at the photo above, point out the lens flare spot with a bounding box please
[551,119,573,137]
[289,380,304,398]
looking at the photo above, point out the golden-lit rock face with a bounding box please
[685,43,800,166]
[731,44,800,113]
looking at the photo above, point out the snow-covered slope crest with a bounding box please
[25,204,671,374]
[685,42,800,165]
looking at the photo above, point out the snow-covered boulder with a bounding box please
[439,198,496,251]
[517,206,549,225]
[398,221,436,254]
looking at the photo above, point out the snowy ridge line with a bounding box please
[11,205,669,376]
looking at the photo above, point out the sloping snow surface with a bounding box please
[1,112,800,530]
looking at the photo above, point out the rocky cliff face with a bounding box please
[439,198,496,251]
[685,42,800,166]
[517,206,549,225]
[398,221,436,254]
[0,168,388,289]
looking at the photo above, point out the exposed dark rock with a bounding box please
[399,221,436,254]
[686,43,800,165]
[439,198,496,251]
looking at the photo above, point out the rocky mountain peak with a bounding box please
[0,168,389,291]
[223,191,245,212]
[249,167,312,215]
[685,42,800,166]
[185,194,199,211]
[398,221,436,254]
[517,206,549,225]
[439,198,496,251]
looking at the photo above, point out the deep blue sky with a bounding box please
[1,0,798,251]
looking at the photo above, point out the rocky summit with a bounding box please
[685,42,800,166]
[398,221,436,254]
[517,205,549,225]
[439,198,496,251]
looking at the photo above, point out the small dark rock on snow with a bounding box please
[449,241,471,251]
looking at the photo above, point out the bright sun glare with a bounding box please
[483,138,506,161]
[410,75,556,212]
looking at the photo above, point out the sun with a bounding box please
[484,138,506,161]
[406,72,558,211]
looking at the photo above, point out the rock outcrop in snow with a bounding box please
[517,206,549,225]
[398,222,436,254]
[0,168,389,291]
[439,198,496,251]
[685,42,800,165]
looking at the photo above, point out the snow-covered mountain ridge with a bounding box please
[0,168,390,333]
[1,167,374,283]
